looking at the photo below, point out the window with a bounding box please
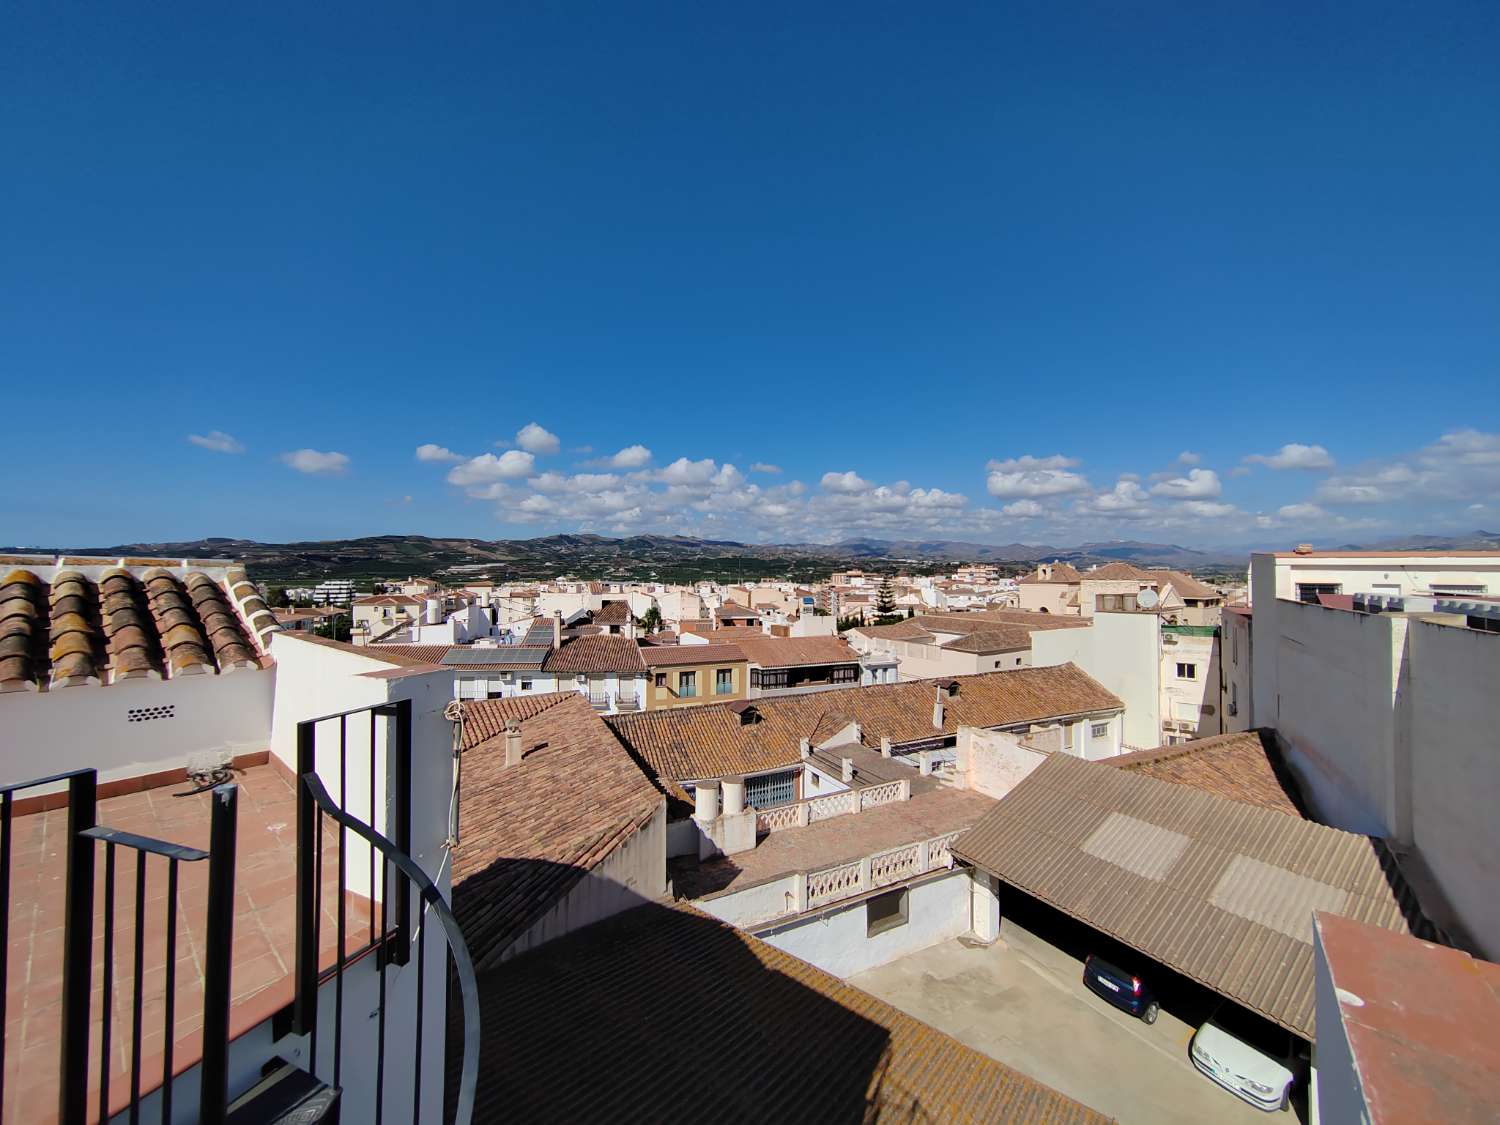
[1090,722,1109,739]
[519,679,532,691]
[752,668,789,690]
[866,889,909,937]
[1432,584,1487,596]
[715,668,734,694]
[1176,662,1197,680]
[678,671,698,697]
[746,770,796,809]
[1296,582,1341,604]
[654,672,667,688]
[1094,593,1139,612]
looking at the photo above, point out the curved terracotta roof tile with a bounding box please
[0,570,45,689]
[0,634,29,659]
[183,572,258,668]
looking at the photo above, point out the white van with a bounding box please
[1190,1007,1302,1113]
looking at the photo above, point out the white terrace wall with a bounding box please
[953,727,1047,799]
[753,869,974,978]
[0,667,275,791]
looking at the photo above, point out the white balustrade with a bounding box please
[807,860,864,907]
[869,843,919,887]
[859,780,905,811]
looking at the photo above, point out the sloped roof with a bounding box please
[455,902,1112,1124]
[591,601,632,625]
[455,693,576,750]
[1107,730,1302,817]
[1080,562,1150,581]
[541,634,647,674]
[715,601,760,619]
[451,693,663,969]
[641,643,746,667]
[954,754,1430,1039]
[728,634,861,668]
[2,565,261,691]
[1018,563,1084,584]
[606,665,1122,782]
[1143,569,1221,601]
[367,644,453,664]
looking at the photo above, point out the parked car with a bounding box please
[1189,1006,1301,1112]
[1082,955,1159,1023]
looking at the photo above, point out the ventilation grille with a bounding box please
[127,705,176,723]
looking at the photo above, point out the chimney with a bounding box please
[880,735,892,758]
[799,737,810,760]
[841,757,854,783]
[919,750,934,777]
[722,776,746,816]
[694,780,720,823]
[933,688,945,730]
[504,720,523,768]
[551,611,563,649]
[851,721,862,745]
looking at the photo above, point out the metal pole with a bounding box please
[197,783,238,1124]
[293,719,318,1036]
[58,769,98,1125]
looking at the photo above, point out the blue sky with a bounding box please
[3,3,1498,549]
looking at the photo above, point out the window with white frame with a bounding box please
[1090,721,1109,739]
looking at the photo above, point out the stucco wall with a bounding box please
[755,869,973,978]
[0,666,275,792]
[1032,612,1161,749]
[954,727,1047,798]
[1311,925,1363,1125]
[503,803,668,961]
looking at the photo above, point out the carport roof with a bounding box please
[954,753,1432,1040]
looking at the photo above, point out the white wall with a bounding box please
[953,727,1048,798]
[498,804,666,964]
[1032,612,1161,749]
[1251,554,1500,958]
[0,667,275,792]
[1256,553,1500,603]
[755,870,973,977]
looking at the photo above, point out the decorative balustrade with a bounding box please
[859,779,908,811]
[806,860,864,908]
[869,842,919,887]
[927,830,962,869]
[807,791,856,821]
[755,804,804,833]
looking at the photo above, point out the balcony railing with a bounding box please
[754,778,912,835]
[806,830,963,910]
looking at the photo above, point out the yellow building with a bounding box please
[641,643,748,710]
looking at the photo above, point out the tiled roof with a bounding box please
[451,694,663,969]
[454,902,1112,1124]
[2,566,260,692]
[640,643,746,667]
[591,601,632,624]
[954,754,1432,1039]
[728,634,861,669]
[856,611,1086,650]
[455,693,575,750]
[1107,730,1303,817]
[1080,562,1150,581]
[1018,562,1084,584]
[541,634,647,674]
[353,593,425,605]
[1142,569,1220,601]
[366,644,453,664]
[940,627,1044,654]
[851,618,936,641]
[715,601,759,619]
[606,665,1122,783]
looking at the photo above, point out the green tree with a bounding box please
[268,585,290,608]
[875,577,897,616]
[639,605,663,635]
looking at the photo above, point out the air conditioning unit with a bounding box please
[1163,634,1177,645]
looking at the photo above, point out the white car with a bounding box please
[1190,1017,1296,1112]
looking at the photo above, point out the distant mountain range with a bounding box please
[6,530,1495,583]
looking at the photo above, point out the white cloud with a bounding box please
[605,444,652,469]
[985,454,1089,499]
[1087,479,1152,516]
[1278,503,1327,520]
[1229,466,1253,478]
[821,471,872,493]
[514,423,561,455]
[281,449,349,475]
[1177,500,1236,518]
[447,450,535,485]
[1003,500,1044,518]
[188,430,244,454]
[1245,443,1335,471]
[415,443,463,463]
[1177,451,1201,465]
[750,462,782,474]
[1150,468,1222,499]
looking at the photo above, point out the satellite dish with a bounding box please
[1136,588,1160,610]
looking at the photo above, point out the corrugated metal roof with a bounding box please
[954,753,1430,1040]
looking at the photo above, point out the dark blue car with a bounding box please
[1083,955,1159,1023]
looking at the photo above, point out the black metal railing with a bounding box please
[296,771,479,1125]
[291,698,477,1124]
[0,767,238,1125]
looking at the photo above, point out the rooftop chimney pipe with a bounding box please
[504,720,523,767]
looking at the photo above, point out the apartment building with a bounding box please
[641,643,748,709]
